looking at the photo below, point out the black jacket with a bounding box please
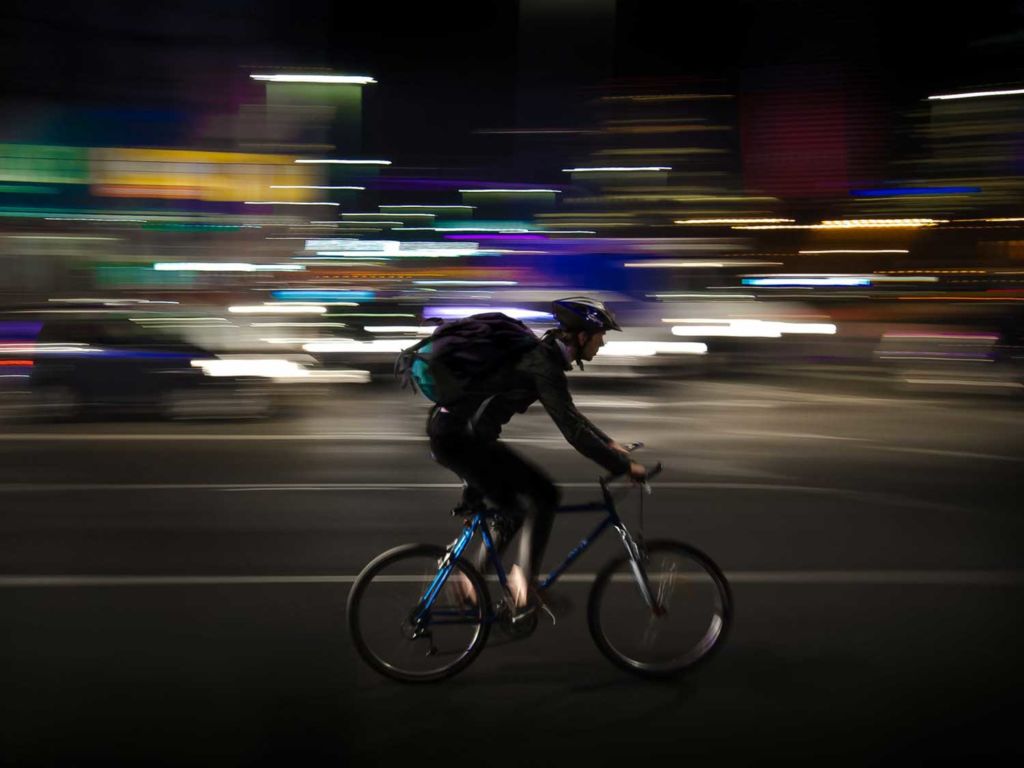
[429,335,631,476]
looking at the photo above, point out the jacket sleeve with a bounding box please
[529,354,632,475]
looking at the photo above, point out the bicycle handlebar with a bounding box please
[601,460,663,487]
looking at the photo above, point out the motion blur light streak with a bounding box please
[412,280,517,286]
[153,263,305,272]
[271,291,373,301]
[676,218,794,224]
[294,159,391,165]
[563,167,671,172]
[669,320,838,337]
[928,87,1024,100]
[250,74,376,85]
[250,322,346,328]
[302,339,415,353]
[191,359,308,378]
[800,250,909,254]
[851,187,981,197]
[364,326,432,334]
[341,213,434,219]
[818,219,948,228]
[422,306,554,321]
[244,201,340,206]
[379,205,475,211]
[5,235,122,241]
[623,261,782,268]
[735,219,946,230]
[228,304,328,315]
[458,189,560,194]
[600,341,707,356]
[742,277,871,287]
[270,185,365,190]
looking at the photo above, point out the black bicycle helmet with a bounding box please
[551,297,622,333]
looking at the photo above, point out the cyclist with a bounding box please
[427,297,648,616]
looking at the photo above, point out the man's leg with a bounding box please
[429,433,559,603]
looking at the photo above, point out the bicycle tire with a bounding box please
[347,543,491,683]
[587,539,732,679]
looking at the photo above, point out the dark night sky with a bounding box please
[1,0,1023,162]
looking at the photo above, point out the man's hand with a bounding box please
[609,441,632,456]
[628,461,648,483]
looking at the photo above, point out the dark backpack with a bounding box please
[395,312,539,406]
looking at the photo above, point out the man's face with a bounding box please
[578,330,606,361]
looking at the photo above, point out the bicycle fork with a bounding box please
[613,525,667,617]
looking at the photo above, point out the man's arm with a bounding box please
[531,362,632,475]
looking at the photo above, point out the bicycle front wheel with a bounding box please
[347,543,491,683]
[587,539,732,678]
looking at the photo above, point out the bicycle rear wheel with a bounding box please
[347,543,491,683]
[587,539,732,678]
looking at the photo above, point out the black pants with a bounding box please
[428,410,560,576]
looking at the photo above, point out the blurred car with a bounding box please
[1,308,272,420]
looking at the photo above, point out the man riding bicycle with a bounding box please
[427,297,649,617]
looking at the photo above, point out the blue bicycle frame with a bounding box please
[414,473,659,624]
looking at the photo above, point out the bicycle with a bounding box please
[347,447,732,682]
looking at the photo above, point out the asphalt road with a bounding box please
[2,375,1023,765]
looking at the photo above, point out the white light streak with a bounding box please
[44,216,147,223]
[341,212,434,219]
[600,341,707,357]
[928,87,1024,101]
[676,218,795,225]
[251,74,376,85]
[326,221,404,226]
[379,205,475,210]
[314,250,476,258]
[249,322,347,328]
[394,227,534,233]
[412,280,518,286]
[269,185,365,190]
[5,235,122,241]
[153,262,305,272]
[228,304,328,315]
[624,261,782,269]
[745,277,868,287]
[867,276,939,283]
[669,320,837,338]
[563,166,671,173]
[294,159,391,165]
[458,189,560,194]
[364,326,433,334]
[302,339,416,354]
[191,359,308,378]
[0,343,102,355]
[818,219,946,229]
[735,219,946,230]
[244,201,339,206]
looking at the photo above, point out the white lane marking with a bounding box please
[0,433,563,446]
[0,480,938,494]
[904,378,1023,389]
[722,430,867,442]
[2,570,1022,588]
[0,480,966,514]
[0,433,430,442]
[718,432,1022,462]
[574,398,656,409]
[875,446,1024,463]
[663,401,779,408]
[576,399,777,409]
